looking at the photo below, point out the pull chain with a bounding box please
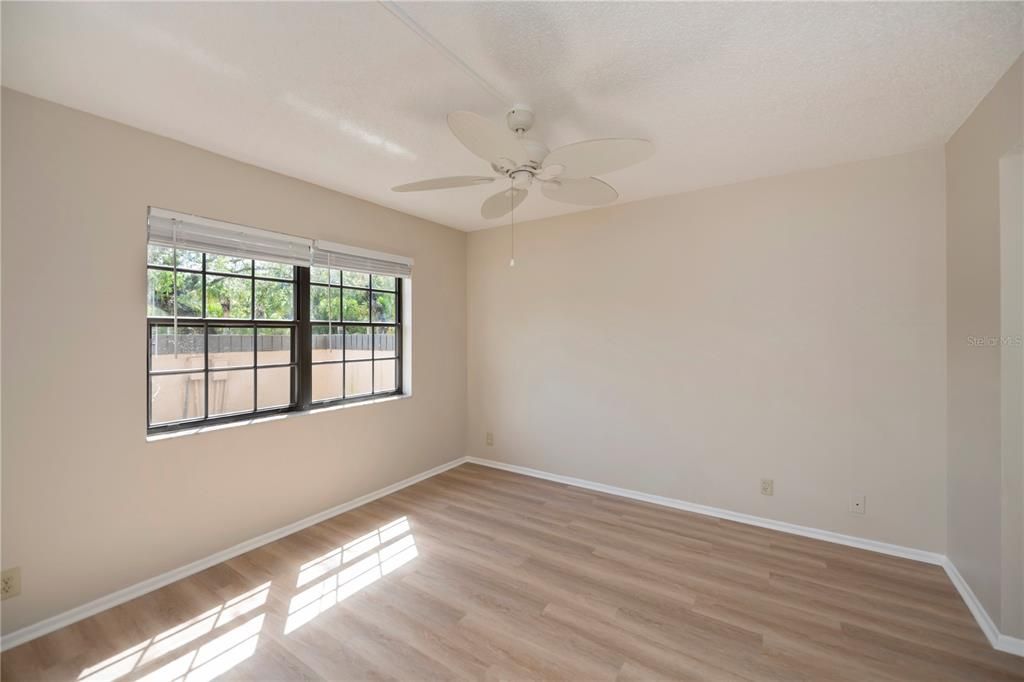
[328,252,335,352]
[510,180,516,268]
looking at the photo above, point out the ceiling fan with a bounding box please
[392,106,654,219]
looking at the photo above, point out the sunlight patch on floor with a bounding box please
[76,583,270,682]
[285,516,418,634]
[73,516,419,679]
[135,614,264,682]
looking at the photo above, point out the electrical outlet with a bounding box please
[760,478,774,496]
[1,567,21,600]
[485,431,494,446]
[850,494,866,515]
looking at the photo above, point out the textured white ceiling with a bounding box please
[3,2,1022,231]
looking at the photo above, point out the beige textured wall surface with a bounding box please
[946,56,1024,638]
[467,147,948,553]
[999,150,1023,639]
[0,89,467,635]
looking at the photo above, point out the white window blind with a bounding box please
[313,239,413,278]
[147,207,313,267]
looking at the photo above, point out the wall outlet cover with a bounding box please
[760,478,774,496]
[850,494,867,515]
[1,567,21,600]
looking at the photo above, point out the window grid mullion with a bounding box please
[202,253,209,420]
[374,278,378,393]
[251,261,257,415]
[297,265,312,411]
[147,321,153,428]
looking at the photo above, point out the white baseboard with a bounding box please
[998,633,1024,656]
[942,558,1024,656]
[466,457,944,564]
[0,456,468,652]
[466,456,1023,658]
[5,454,1021,659]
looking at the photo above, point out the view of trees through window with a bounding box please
[146,247,402,431]
[309,267,399,404]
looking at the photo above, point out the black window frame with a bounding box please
[308,268,403,406]
[147,254,403,435]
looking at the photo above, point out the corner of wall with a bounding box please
[944,54,1024,641]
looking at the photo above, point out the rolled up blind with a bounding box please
[147,207,313,267]
[313,239,413,278]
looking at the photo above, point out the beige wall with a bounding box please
[0,89,466,635]
[946,57,1024,638]
[1000,149,1023,640]
[467,147,948,552]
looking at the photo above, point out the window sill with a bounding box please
[146,393,412,442]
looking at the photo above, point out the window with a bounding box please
[310,267,401,403]
[146,210,409,434]
[147,248,300,428]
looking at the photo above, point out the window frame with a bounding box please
[307,267,402,406]
[146,254,403,435]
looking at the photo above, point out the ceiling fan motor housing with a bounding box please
[507,106,548,165]
[519,137,549,165]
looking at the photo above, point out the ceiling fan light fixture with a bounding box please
[511,170,533,190]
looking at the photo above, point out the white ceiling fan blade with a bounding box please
[448,111,528,165]
[392,176,494,192]
[534,163,565,181]
[481,187,528,219]
[543,138,654,178]
[541,177,618,206]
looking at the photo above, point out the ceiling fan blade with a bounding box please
[481,187,528,219]
[448,111,528,165]
[392,176,494,192]
[543,138,654,178]
[534,163,565,181]
[541,177,618,206]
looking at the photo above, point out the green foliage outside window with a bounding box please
[146,253,296,320]
[147,270,201,317]
[147,256,394,324]
[206,275,252,318]
[309,270,395,323]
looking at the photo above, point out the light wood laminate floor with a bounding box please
[3,463,1022,681]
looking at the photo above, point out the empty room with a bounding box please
[1,1,1023,680]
